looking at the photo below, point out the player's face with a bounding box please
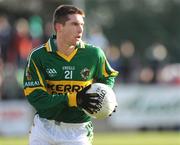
[60,14,84,46]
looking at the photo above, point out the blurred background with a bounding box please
[0,0,180,144]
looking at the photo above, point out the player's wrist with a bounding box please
[67,93,77,107]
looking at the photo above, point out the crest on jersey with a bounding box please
[26,68,32,80]
[80,68,90,80]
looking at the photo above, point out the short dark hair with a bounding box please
[53,5,85,26]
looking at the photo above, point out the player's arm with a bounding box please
[23,54,70,119]
[95,48,119,116]
[95,49,119,88]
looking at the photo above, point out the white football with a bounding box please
[83,83,118,119]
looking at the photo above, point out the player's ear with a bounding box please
[54,23,63,32]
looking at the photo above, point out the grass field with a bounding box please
[0,131,180,145]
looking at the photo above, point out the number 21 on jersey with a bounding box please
[64,70,73,79]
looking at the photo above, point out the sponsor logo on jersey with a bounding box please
[47,84,83,94]
[62,66,75,71]
[46,68,57,77]
[24,81,40,87]
[46,80,92,94]
[80,68,90,80]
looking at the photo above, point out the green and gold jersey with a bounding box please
[23,35,118,123]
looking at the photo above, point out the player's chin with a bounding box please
[70,37,81,45]
[74,39,81,45]
[75,37,81,42]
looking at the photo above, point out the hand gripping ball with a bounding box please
[83,83,118,119]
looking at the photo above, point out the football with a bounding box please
[83,83,118,119]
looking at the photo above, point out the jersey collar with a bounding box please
[45,35,85,53]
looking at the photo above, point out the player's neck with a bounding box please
[56,37,76,56]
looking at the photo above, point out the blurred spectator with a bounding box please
[86,26,109,52]
[0,58,4,100]
[10,18,32,67]
[43,21,53,42]
[139,67,155,83]
[0,15,12,62]
[145,43,169,83]
[118,40,141,83]
[29,15,43,47]
[106,45,121,82]
[107,45,121,70]
[1,63,23,100]
[157,64,180,85]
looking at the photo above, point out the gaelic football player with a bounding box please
[23,4,118,145]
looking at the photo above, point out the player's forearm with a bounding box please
[27,89,68,115]
[97,76,116,88]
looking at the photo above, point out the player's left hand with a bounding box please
[76,85,102,114]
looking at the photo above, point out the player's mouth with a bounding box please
[75,36,82,41]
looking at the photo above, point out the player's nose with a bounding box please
[77,25,83,33]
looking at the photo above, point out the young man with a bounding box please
[23,5,118,145]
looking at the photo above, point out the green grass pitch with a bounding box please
[0,131,180,145]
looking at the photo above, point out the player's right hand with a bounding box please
[76,85,102,114]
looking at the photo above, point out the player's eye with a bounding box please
[72,22,78,26]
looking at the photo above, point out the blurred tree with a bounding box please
[85,0,180,63]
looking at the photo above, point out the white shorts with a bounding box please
[29,114,93,145]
